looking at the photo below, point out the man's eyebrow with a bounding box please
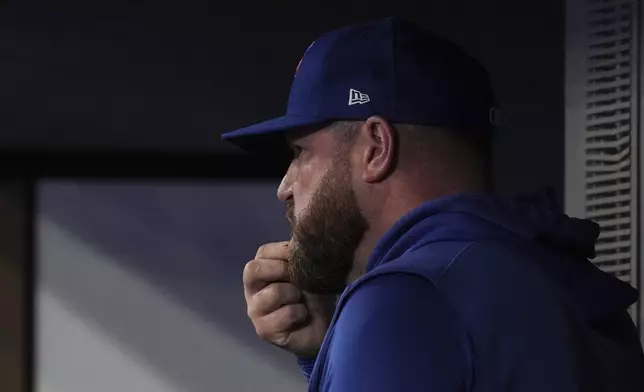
[285,135,301,146]
[286,129,313,144]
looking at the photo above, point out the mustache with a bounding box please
[285,201,295,225]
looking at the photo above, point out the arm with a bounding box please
[325,273,471,392]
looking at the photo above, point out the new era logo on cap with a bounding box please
[348,89,370,106]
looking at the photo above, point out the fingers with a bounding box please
[245,242,311,351]
[255,241,290,260]
[255,303,308,342]
[247,282,302,317]
[243,258,290,294]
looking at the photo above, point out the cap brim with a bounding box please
[221,114,330,156]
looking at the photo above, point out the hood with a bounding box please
[449,187,600,258]
[367,188,639,321]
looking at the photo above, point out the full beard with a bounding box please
[286,159,369,295]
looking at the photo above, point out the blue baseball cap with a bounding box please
[221,17,498,154]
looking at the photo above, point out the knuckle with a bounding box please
[271,332,289,347]
[242,259,253,277]
[254,323,269,340]
[248,287,274,316]
[255,243,270,259]
[265,283,296,305]
[262,284,280,303]
[284,304,304,321]
[243,260,259,284]
[255,322,280,343]
[246,303,257,319]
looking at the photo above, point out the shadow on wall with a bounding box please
[37,181,306,392]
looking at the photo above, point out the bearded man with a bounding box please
[222,17,644,392]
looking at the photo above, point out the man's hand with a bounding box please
[243,241,335,359]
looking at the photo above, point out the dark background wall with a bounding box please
[0,0,564,201]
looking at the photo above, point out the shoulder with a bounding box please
[324,273,473,390]
[335,272,457,332]
[370,240,478,285]
[342,272,440,311]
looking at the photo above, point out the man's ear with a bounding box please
[356,116,397,183]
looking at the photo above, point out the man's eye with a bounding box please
[291,145,303,159]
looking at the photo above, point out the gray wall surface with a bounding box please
[36,181,306,392]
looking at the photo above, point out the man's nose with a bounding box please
[277,165,294,202]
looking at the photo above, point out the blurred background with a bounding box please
[0,0,641,391]
[36,181,303,392]
[0,183,27,392]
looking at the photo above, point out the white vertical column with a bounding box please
[565,0,641,339]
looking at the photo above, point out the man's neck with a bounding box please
[346,193,428,283]
[346,183,488,285]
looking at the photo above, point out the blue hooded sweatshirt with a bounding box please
[297,190,644,391]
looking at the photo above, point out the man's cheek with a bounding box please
[293,194,313,221]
